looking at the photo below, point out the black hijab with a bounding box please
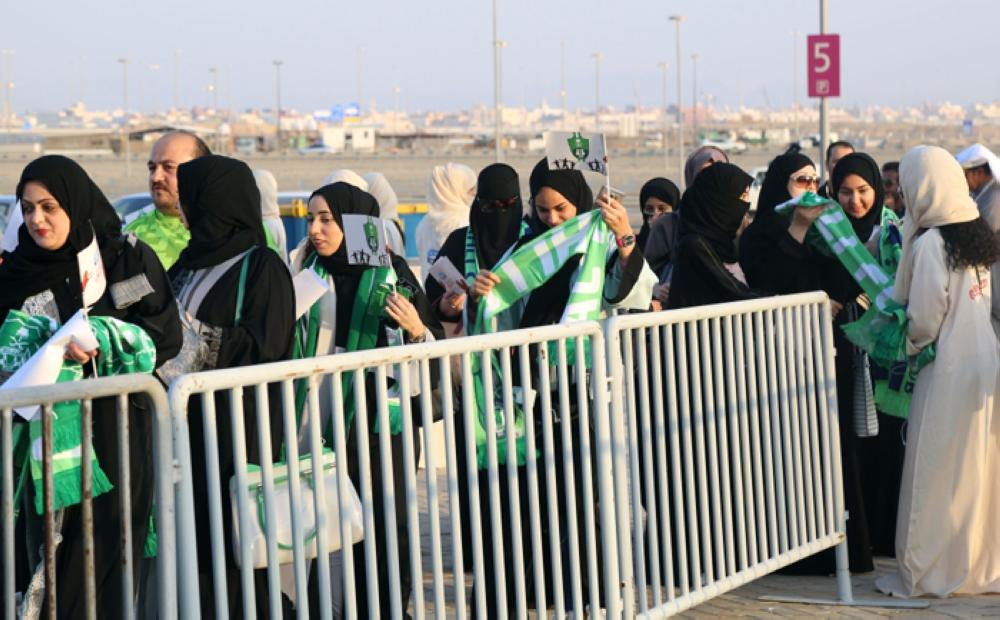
[470,163,523,269]
[0,155,122,307]
[637,177,681,249]
[830,152,885,242]
[308,182,382,347]
[172,155,265,271]
[755,152,815,222]
[527,158,594,234]
[679,163,753,263]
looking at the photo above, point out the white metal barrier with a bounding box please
[605,292,848,618]
[167,321,622,619]
[0,374,176,620]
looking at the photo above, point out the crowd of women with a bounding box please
[1,134,997,617]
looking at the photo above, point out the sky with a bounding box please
[2,0,997,115]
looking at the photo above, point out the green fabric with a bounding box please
[263,225,279,255]
[124,207,191,270]
[469,210,610,468]
[0,311,157,515]
[293,255,403,445]
[775,193,936,418]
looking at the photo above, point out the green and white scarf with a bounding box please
[0,311,157,516]
[123,208,191,271]
[468,210,611,468]
[775,193,935,417]
[294,254,404,442]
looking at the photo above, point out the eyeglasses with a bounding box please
[477,196,520,213]
[790,174,820,189]
[642,205,672,216]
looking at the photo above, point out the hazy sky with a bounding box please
[3,0,996,115]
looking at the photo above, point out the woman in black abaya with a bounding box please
[167,155,296,616]
[1,155,181,618]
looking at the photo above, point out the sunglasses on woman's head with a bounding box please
[790,175,820,189]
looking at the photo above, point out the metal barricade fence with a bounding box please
[0,374,176,620]
[604,292,847,618]
[167,321,623,619]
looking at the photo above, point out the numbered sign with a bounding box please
[807,34,840,98]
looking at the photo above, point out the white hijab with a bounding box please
[415,162,476,275]
[253,168,288,263]
[321,169,368,191]
[893,145,980,304]
[363,172,399,222]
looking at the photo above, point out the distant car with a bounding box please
[700,138,747,154]
[0,194,16,232]
[747,166,768,214]
[113,193,153,218]
[297,144,338,155]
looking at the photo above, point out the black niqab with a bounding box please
[527,158,594,233]
[637,177,680,249]
[754,152,816,222]
[308,182,382,347]
[0,155,122,307]
[678,163,753,263]
[830,152,885,242]
[470,163,523,269]
[173,155,265,271]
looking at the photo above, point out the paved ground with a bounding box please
[411,471,999,619]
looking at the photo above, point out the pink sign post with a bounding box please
[807,34,840,98]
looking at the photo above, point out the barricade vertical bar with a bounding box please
[751,312,778,559]
[721,316,748,573]
[42,403,57,619]
[460,353,487,619]
[574,337,601,615]
[228,388,258,618]
[171,390,200,620]
[353,367,384,619]
[252,384,282,619]
[624,327,651,610]
[536,345,566,618]
[304,375,333,620]
[149,383,176,620]
[372,365,403,618]
[115,393,135,620]
[687,321,713,585]
[665,324,692,595]
[556,338,584,615]
[517,343,547,618]
[480,349,507,619]
[200,391,231,618]
[278,379,309,613]
[698,319,725,580]
[779,308,808,548]
[330,372,355,620]
[762,310,789,554]
[81,398,97,620]
[793,306,818,542]
[396,361,425,618]
[588,331,621,620]
[734,314,761,567]
[802,305,828,537]
[648,325,676,602]
[635,327,660,608]
[436,356,467,620]
[1,409,13,620]
[710,318,737,577]
[810,305,836,537]
[605,325,635,618]
[418,360,446,620]
[499,348,527,620]
[773,308,801,550]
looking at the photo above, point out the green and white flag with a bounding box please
[470,210,610,468]
[544,130,608,175]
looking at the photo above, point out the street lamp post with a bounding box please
[691,53,699,145]
[356,46,364,112]
[209,67,219,152]
[2,50,13,135]
[492,0,503,162]
[669,15,687,189]
[118,58,130,179]
[592,52,603,133]
[793,31,800,144]
[173,49,180,112]
[818,0,830,180]
[560,41,568,130]
[658,62,669,173]
[393,85,401,135]
[273,60,283,155]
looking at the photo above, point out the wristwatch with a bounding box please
[410,329,428,344]
[616,234,636,249]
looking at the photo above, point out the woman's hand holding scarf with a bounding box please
[385,292,427,341]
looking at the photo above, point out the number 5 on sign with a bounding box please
[807,34,840,98]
